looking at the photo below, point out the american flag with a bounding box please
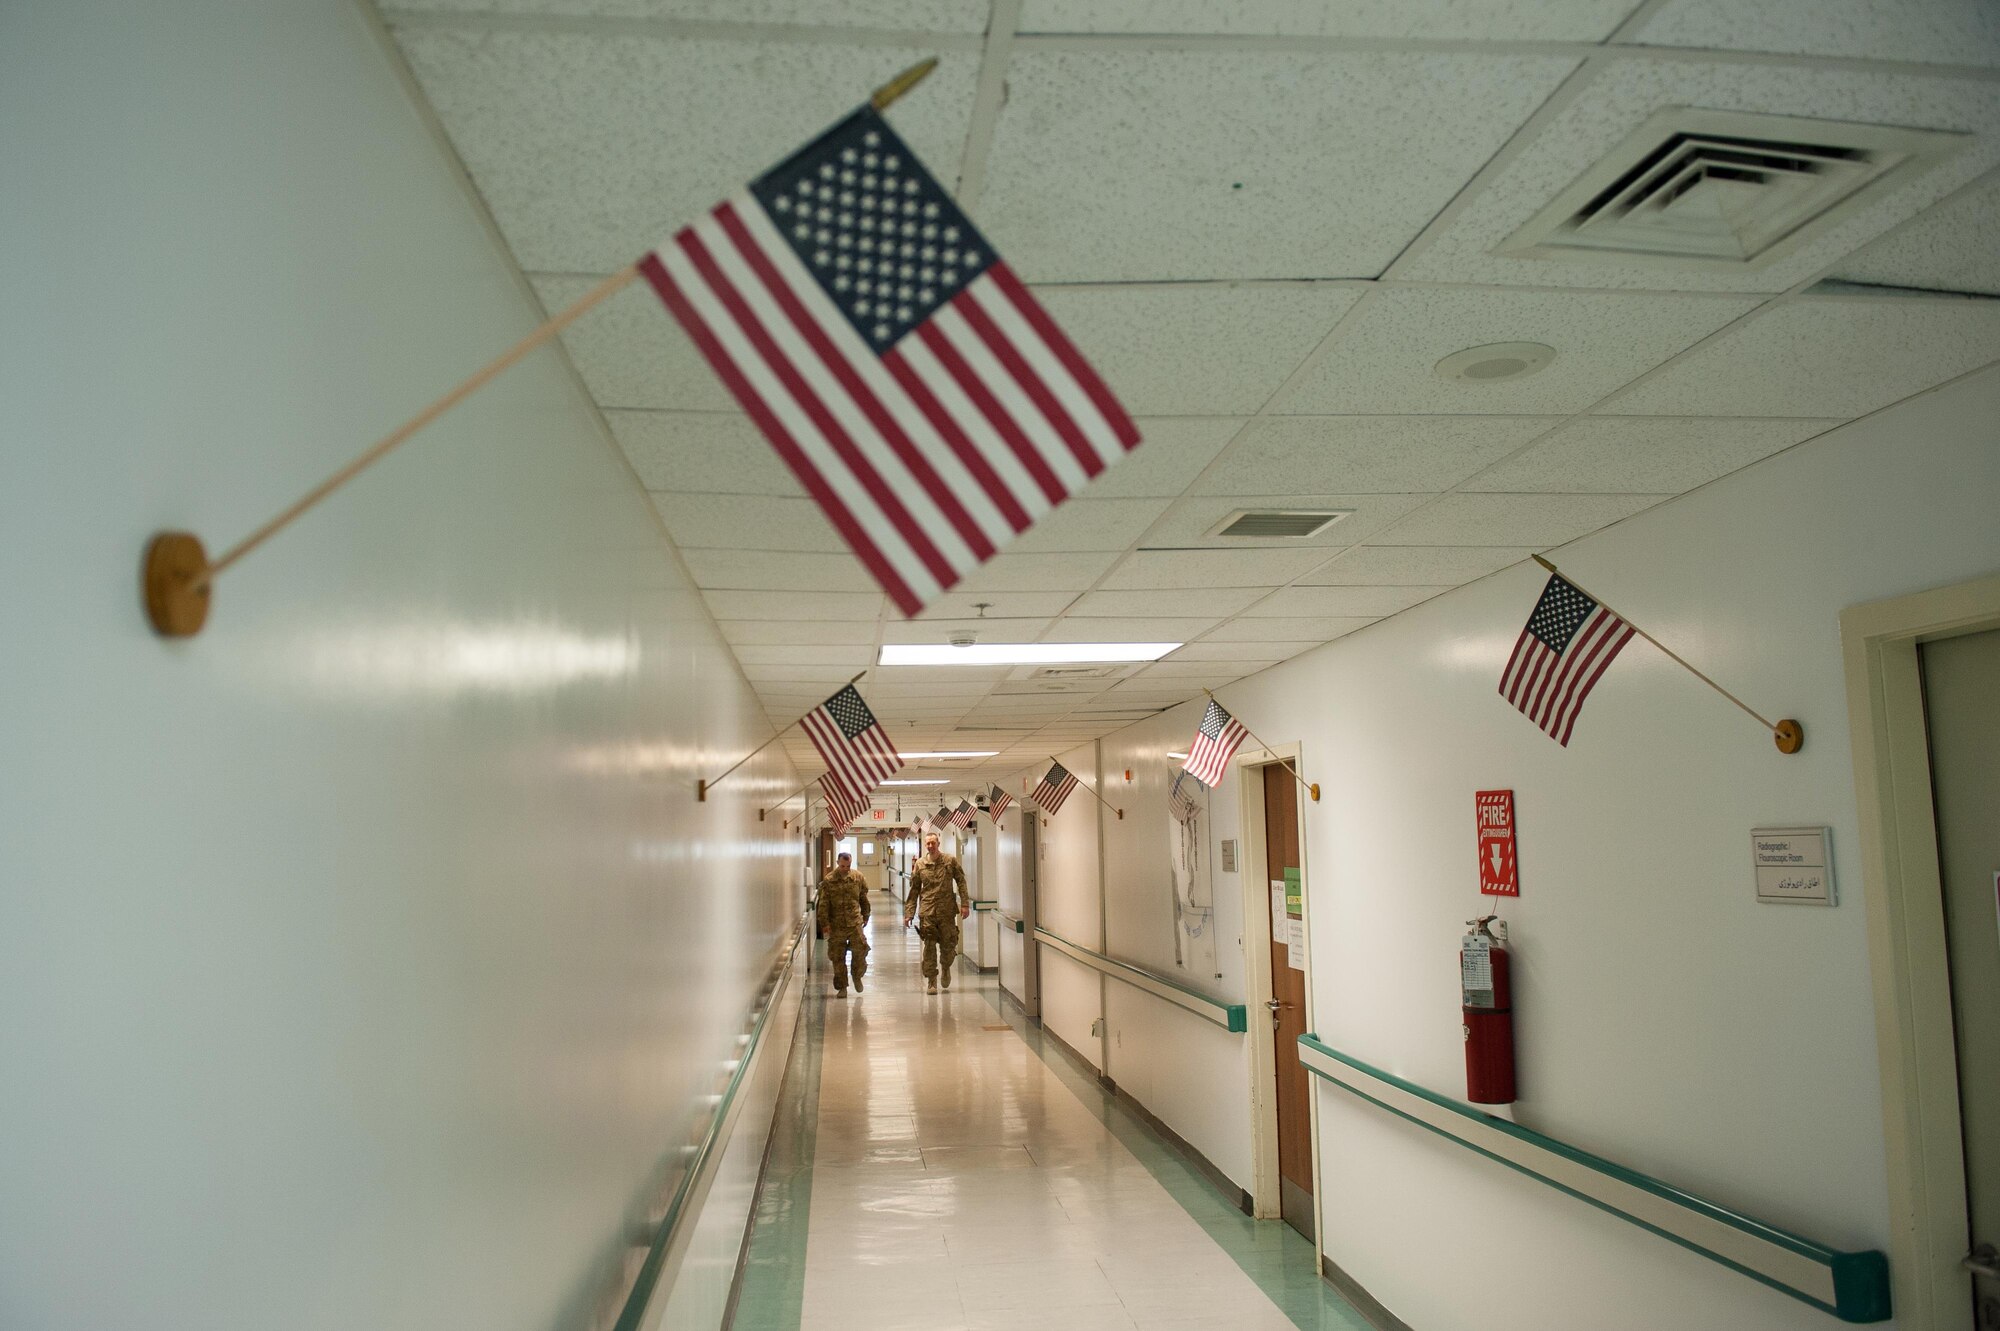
[1182,700,1249,788]
[987,784,1012,821]
[639,105,1141,617]
[948,798,974,830]
[821,775,866,834]
[800,684,901,808]
[1168,772,1201,824]
[1030,761,1078,815]
[1499,573,1635,746]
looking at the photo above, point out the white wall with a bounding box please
[0,4,799,1329]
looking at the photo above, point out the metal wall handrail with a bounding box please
[1296,1035,1891,1324]
[1033,926,1247,1033]
[999,912,1025,934]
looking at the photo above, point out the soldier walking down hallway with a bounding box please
[903,832,969,994]
[817,852,871,997]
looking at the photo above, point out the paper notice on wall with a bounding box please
[1286,917,1305,970]
[1270,883,1287,942]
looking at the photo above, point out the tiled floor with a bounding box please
[732,913,1376,1331]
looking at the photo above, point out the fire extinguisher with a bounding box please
[1461,915,1516,1105]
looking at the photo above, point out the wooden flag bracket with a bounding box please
[1201,690,1320,803]
[1531,555,1803,755]
[138,59,940,640]
[1055,757,1124,820]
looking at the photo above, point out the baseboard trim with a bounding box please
[1321,1255,1415,1331]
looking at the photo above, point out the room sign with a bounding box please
[1476,789,1519,897]
[1751,827,1835,905]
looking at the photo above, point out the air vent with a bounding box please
[1205,509,1351,540]
[1498,109,1966,271]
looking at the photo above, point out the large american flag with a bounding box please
[800,684,900,808]
[1499,573,1635,746]
[986,784,1012,821]
[1182,700,1249,788]
[820,775,866,834]
[1030,761,1079,815]
[640,106,1141,617]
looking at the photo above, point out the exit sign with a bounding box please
[1476,790,1519,897]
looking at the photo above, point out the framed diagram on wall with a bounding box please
[1168,772,1219,978]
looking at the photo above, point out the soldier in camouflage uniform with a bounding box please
[903,832,969,994]
[817,852,871,997]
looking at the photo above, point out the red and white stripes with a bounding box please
[1498,607,1636,747]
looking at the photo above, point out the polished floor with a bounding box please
[732,912,1375,1330]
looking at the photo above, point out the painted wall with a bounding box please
[0,4,799,1329]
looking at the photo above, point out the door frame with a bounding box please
[1841,570,2000,1331]
[1236,740,1321,1243]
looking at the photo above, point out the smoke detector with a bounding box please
[1498,108,1966,272]
[947,629,977,648]
[1435,342,1556,382]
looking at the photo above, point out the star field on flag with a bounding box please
[1181,700,1248,789]
[986,784,1012,821]
[800,684,901,809]
[1030,762,1079,815]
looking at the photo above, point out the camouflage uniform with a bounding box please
[816,867,872,993]
[904,852,968,987]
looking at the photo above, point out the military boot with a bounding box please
[940,967,951,989]
[926,978,938,994]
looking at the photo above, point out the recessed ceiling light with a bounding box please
[1434,342,1556,383]
[901,750,1000,759]
[879,642,1180,666]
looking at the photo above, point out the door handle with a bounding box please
[1965,1243,2000,1280]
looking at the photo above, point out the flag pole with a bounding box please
[1531,555,1802,754]
[1202,690,1320,802]
[768,775,820,826]
[140,58,943,640]
[1053,756,1124,821]
[701,669,867,802]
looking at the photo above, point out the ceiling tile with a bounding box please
[978,49,1578,282]
[1198,415,1560,495]
[1375,493,1665,545]
[537,275,732,411]
[1021,0,1632,36]
[1084,418,1246,498]
[1274,287,1758,415]
[1200,616,1377,642]
[1143,493,1429,547]
[1463,417,1839,493]
[884,617,1055,642]
[1032,284,1363,415]
[1167,640,1322,662]
[1245,585,1455,617]
[915,590,1082,618]
[722,618,878,646]
[743,663,871,682]
[652,493,846,551]
[952,551,1122,592]
[609,411,802,496]
[1101,547,1334,590]
[1390,56,2000,293]
[1300,545,1535,585]
[680,548,878,591]
[1611,297,2000,418]
[1628,0,2000,68]
[1069,587,1268,618]
[392,28,980,274]
[732,644,874,666]
[1005,498,1175,553]
[1141,659,1280,679]
[870,673,1012,690]
[1040,617,1220,642]
[703,589,884,620]
[399,0,993,27]
[1831,173,2000,297]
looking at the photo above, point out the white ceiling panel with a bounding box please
[1463,417,1838,493]
[883,617,1055,642]
[743,663,870,682]
[1274,287,1758,415]
[1041,617,1221,642]
[535,275,733,411]
[1301,545,1535,585]
[1831,172,2000,297]
[1627,0,2000,68]
[1031,284,1364,415]
[1005,498,1175,553]
[398,0,992,26]
[1143,493,1430,548]
[1101,547,1334,590]
[1246,585,1455,617]
[1611,297,2000,417]
[1140,659,1278,680]
[722,618,878,646]
[732,644,874,666]
[609,412,803,496]
[1084,418,1246,498]
[1200,616,1377,642]
[1018,0,1635,39]
[1069,587,1269,618]
[870,672,1012,689]
[952,551,1122,592]
[1391,55,2000,293]
[704,589,884,620]
[392,27,979,274]
[1199,415,1561,495]
[652,493,846,551]
[915,590,1083,618]
[1376,492,1665,545]
[978,49,1578,282]
[1167,640,1321,662]
[679,548,879,591]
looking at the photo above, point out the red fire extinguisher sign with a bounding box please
[1476,789,1519,897]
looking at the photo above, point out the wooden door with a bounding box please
[1263,764,1312,1239]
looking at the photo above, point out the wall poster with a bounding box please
[1167,772,1218,978]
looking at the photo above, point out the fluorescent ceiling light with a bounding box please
[882,778,949,785]
[1167,752,1189,761]
[901,750,999,759]
[879,642,1180,666]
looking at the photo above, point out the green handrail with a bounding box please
[1296,1035,1890,1323]
[1033,926,1247,1033]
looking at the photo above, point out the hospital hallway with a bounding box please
[730,913,1372,1331]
